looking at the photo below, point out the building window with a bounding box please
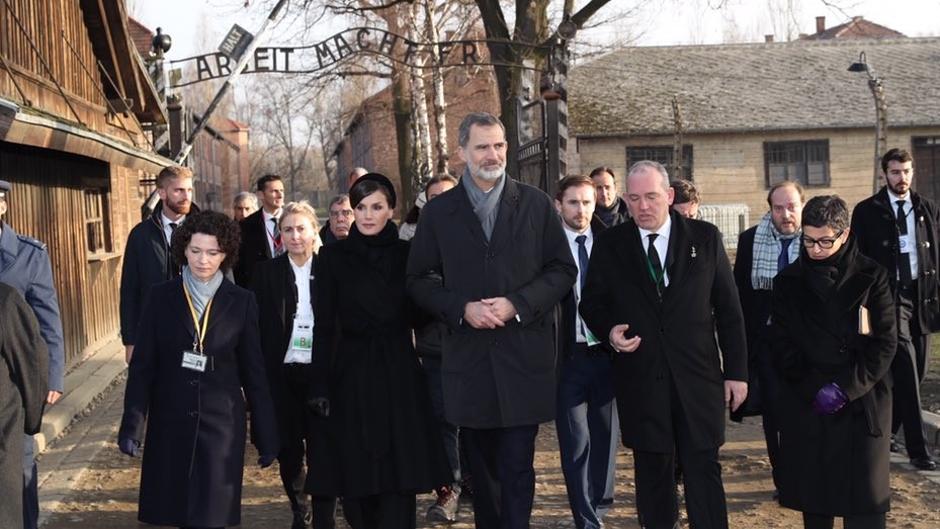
[764,140,830,187]
[626,145,694,180]
[84,188,112,257]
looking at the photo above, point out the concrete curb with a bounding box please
[35,339,126,454]
[925,410,940,451]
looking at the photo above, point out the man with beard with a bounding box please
[590,167,629,227]
[554,175,618,529]
[319,194,353,246]
[235,174,285,286]
[120,166,194,364]
[408,112,576,529]
[851,148,939,471]
[732,181,804,498]
[0,181,64,529]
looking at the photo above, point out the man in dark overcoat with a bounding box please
[120,166,195,364]
[731,181,804,496]
[0,284,48,529]
[851,147,940,471]
[0,180,64,529]
[580,160,748,529]
[407,112,577,529]
[235,174,285,286]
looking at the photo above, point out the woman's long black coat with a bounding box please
[771,242,896,516]
[119,278,279,528]
[307,226,450,498]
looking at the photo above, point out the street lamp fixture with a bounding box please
[848,51,887,193]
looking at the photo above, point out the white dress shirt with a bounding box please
[887,188,919,279]
[284,256,314,364]
[262,208,282,257]
[637,214,672,287]
[563,224,593,343]
[161,213,185,244]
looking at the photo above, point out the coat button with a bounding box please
[188,411,198,418]
[189,380,198,386]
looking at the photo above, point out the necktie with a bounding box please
[167,222,177,244]
[271,217,283,255]
[647,233,664,296]
[575,235,589,291]
[897,200,913,285]
[777,237,792,273]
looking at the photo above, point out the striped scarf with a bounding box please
[750,212,800,291]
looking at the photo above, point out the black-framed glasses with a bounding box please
[801,230,844,249]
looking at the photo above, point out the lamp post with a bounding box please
[848,51,887,193]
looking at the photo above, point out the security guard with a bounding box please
[0,180,65,529]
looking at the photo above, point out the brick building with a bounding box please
[332,65,501,213]
[569,33,940,232]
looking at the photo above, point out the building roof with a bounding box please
[569,37,940,137]
[127,16,154,57]
[802,16,905,41]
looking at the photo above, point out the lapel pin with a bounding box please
[691,245,697,258]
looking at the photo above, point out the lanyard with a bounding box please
[182,284,213,353]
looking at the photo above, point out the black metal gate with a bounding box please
[516,97,567,198]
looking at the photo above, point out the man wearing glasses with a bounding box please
[851,148,940,471]
[732,181,804,499]
[319,194,354,246]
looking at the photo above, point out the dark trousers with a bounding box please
[342,493,416,529]
[802,512,886,529]
[421,356,461,484]
[891,286,931,460]
[757,347,782,489]
[556,344,618,529]
[23,433,37,529]
[277,364,337,528]
[463,424,539,529]
[633,378,728,529]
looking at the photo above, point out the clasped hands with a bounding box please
[607,323,749,412]
[463,298,517,329]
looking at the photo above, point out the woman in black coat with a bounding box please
[119,211,279,529]
[252,201,336,529]
[308,173,450,529]
[771,196,896,529]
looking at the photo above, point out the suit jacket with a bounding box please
[407,177,577,428]
[580,211,747,452]
[0,284,48,529]
[772,240,896,515]
[0,222,65,392]
[559,217,608,360]
[235,208,274,287]
[119,278,278,528]
[851,187,940,333]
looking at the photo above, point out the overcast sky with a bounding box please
[131,0,940,62]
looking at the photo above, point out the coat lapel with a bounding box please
[487,178,521,255]
[451,181,489,247]
[204,279,236,343]
[171,279,197,342]
[613,221,661,307]
[663,213,694,305]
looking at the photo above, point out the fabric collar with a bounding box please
[637,214,672,245]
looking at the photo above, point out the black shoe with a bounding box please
[909,457,938,471]
[291,509,312,529]
[889,435,901,453]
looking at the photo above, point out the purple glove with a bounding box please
[118,437,141,457]
[812,382,848,415]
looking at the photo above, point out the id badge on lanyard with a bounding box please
[182,284,213,373]
[286,313,313,363]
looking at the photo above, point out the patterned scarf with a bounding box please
[750,212,800,291]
